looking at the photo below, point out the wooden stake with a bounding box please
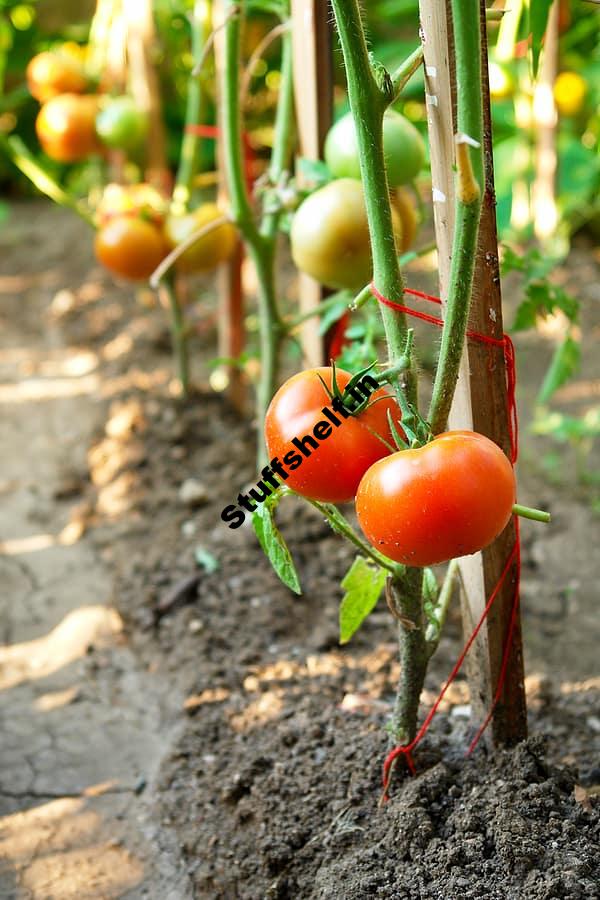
[290,0,333,366]
[214,0,246,412]
[419,0,527,746]
[122,0,170,192]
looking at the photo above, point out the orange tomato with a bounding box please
[36,94,100,162]
[95,216,167,281]
[27,51,88,103]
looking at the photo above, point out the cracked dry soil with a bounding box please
[0,203,599,899]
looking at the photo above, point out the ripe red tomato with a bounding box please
[355,431,516,566]
[27,50,88,103]
[95,215,167,281]
[36,94,101,162]
[264,367,403,503]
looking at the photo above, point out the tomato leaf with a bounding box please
[252,496,301,595]
[537,334,581,404]
[528,0,554,78]
[339,556,387,644]
[318,292,352,336]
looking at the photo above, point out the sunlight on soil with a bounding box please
[0,606,122,691]
[0,797,144,900]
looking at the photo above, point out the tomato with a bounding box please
[264,367,403,503]
[95,216,167,281]
[27,50,88,103]
[554,72,587,118]
[355,431,516,567]
[290,178,403,291]
[97,182,167,227]
[392,187,418,253]
[36,94,101,162]
[163,203,238,274]
[96,97,149,152]
[325,109,426,187]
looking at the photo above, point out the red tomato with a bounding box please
[94,215,167,281]
[355,431,516,566]
[27,51,88,103]
[264,367,403,503]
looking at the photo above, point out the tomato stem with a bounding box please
[172,2,210,216]
[512,504,551,524]
[390,45,424,100]
[160,274,190,396]
[219,0,292,466]
[308,500,403,576]
[329,0,418,409]
[428,1,484,435]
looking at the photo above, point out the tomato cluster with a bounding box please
[265,369,516,567]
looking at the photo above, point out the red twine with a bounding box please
[366,282,522,801]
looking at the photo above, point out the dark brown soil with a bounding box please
[1,202,599,899]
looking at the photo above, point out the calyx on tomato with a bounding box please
[264,366,404,503]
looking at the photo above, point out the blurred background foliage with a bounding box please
[0,0,598,486]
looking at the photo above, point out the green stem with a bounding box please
[512,503,551,523]
[330,0,416,408]
[220,1,291,466]
[428,1,484,435]
[388,569,427,744]
[260,26,294,241]
[425,558,459,648]
[172,2,210,215]
[0,135,96,228]
[391,45,424,99]
[286,290,350,330]
[309,500,403,576]
[161,276,190,395]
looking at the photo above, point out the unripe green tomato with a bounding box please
[96,97,149,152]
[164,203,238,274]
[290,178,403,291]
[324,109,426,186]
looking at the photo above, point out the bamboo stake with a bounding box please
[418,0,527,747]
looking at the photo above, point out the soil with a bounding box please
[0,202,598,899]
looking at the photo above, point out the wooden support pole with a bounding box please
[290,0,333,367]
[419,0,527,746]
[532,0,559,242]
[213,0,246,413]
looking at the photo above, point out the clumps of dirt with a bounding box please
[156,707,599,900]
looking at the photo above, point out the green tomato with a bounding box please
[324,109,426,186]
[290,178,403,291]
[96,97,148,152]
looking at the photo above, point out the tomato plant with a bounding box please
[290,178,403,290]
[324,109,425,186]
[35,93,101,162]
[355,432,516,567]
[265,367,403,503]
[164,203,238,274]
[96,97,149,152]
[96,183,167,227]
[95,215,167,281]
[26,50,88,103]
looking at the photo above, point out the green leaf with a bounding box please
[252,495,301,595]
[537,335,581,404]
[528,0,553,78]
[339,556,387,644]
[317,293,351,336]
